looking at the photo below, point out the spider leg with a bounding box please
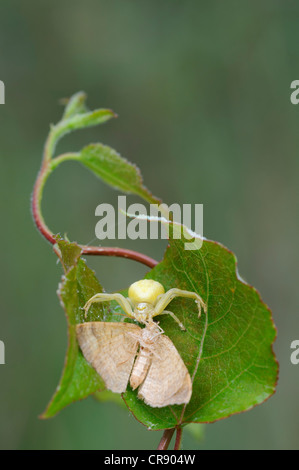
[153,288,207,320]
[83,293,134,319]
[158,310,186,331]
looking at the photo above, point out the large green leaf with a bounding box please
[43,236,277,430]
[122,237,278,429]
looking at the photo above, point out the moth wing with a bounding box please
[138,334,192,407]
[76,322,141,393]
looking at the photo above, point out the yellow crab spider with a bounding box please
[83,279,207,330]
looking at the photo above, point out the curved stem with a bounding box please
[31,162,54,245]
[157,428,175,450]
[31,155,158,269]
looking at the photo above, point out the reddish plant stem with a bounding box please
[82,245,158,268]
[31,162,158,269]
[157,428,175,450]
[31,164,54,245]
[174,426,183,450]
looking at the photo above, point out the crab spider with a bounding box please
[84,279,207,330]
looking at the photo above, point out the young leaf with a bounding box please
[122,237,278,430]
[53,236,82,273]
[47,110,117,160]
[61,91,89,120]
[77,143,160,204]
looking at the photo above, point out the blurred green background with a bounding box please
[0,0,298,450]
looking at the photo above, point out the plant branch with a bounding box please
[174,426,183,450]
[32,100,159,269]
[157,428,175,450]
[31,153,158,269]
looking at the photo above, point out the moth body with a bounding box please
[130,347,151,390]
[129,322,162,390]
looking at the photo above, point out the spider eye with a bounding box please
[128,279,165,305]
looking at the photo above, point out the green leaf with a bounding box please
[42,225,279,429]
[43,92,160,207]
[121,237,278,430]
[59,109,117,135]
[53,235,82,273]
[45,236,277,429]
[77,143,160,204]
[48,109,117,160]
[45,91,117,161]
[61,91,89,120]
[41,239,108,418]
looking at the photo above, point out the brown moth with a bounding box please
[76,321,192,408]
